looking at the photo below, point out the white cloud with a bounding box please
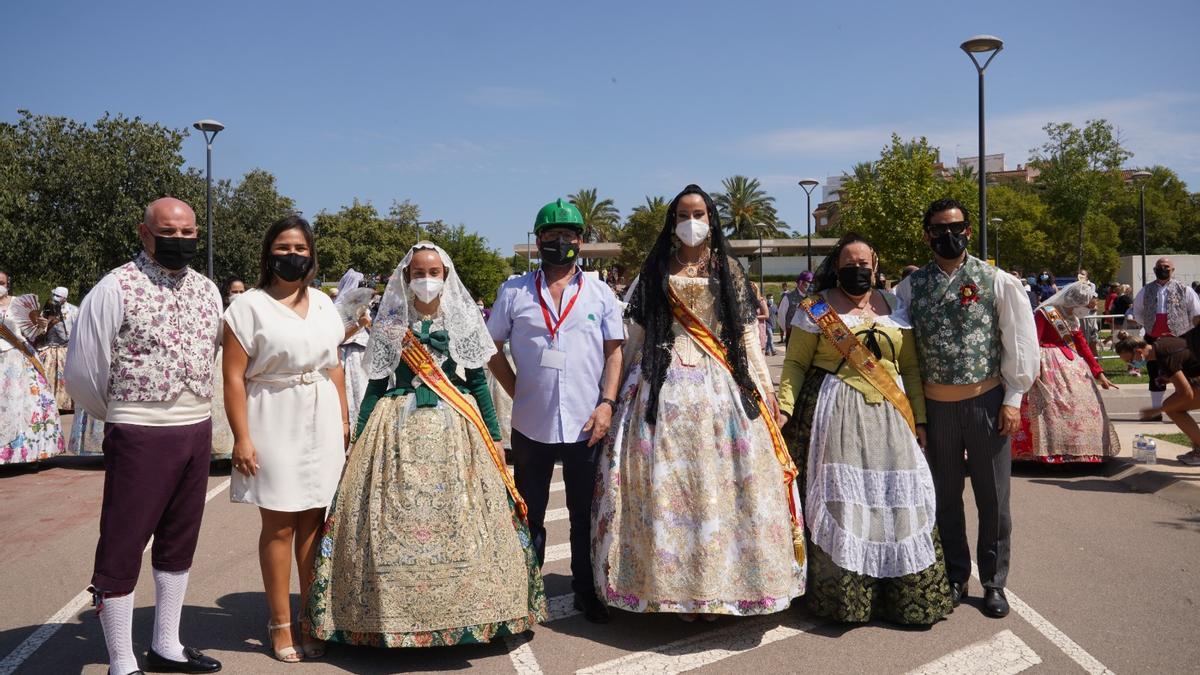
[739,92,1200,177]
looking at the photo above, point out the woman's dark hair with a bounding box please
[223,276,245,295]
[257,215,318,288]
[922,198,970,230]
[625,184,760,424]
[813,232,877,293]
[1113,332,1147,356]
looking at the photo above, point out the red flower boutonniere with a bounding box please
[959,282,980,306]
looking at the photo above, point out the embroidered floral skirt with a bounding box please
[592,357,806,616]
[1013,347,1120,463]
[784,369,951,625]
[307,395,546,647]
[0,349,64,465]
[339,343,369,442]
[37,345,73,412]
[67,410,105,456]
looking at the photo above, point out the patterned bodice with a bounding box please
[906,256,1000,385]
[108,253,222,401]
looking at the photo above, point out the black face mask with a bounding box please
[930,232,968,260]
[538,236,580,267]
[152,236,198,271]
[838,265,875,296]
[270,253,312,282]
[1154,266,1171,281]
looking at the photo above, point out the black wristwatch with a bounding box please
[599,397,618,412]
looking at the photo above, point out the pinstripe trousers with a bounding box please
[925,385,1012,590]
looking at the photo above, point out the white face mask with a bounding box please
[410,277,444,303]
[0,285,8,299]
[675,218,709,247]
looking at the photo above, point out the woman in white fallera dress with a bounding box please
[223,215,348,663]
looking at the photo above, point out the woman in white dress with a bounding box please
[332,268,373,441]
[223,215,349,663]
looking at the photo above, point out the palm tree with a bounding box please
[713,176,788,239]
[568,188,621,242]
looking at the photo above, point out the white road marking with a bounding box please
[549,481,565,494]
[544,542,572,563]
[0,478,232,675]
[577,613,817,674]
[905,630,1041,675]
[505,631,543,675]
[972,564,1113,674]
[544,507,568,523]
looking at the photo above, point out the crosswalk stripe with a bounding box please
[905,630,1041,675]
[549,481,564,493]
[544,507,568,523]
[544,542,572,563]
[575,613,817,674]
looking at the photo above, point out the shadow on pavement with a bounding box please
[1153,514,1200,534]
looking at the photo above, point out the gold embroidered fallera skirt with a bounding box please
[307,396,546,647]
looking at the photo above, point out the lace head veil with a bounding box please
[1038,280,1097,329]
[365,242,497,379]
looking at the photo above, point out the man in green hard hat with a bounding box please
[487,199,625,623]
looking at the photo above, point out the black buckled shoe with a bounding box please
[144,647,222,673]
[573,593,612,624]
[949,580,968,608]
[983,588,1010,618]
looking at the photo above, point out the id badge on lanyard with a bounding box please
[536,270,583,371]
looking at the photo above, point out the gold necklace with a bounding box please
[673,250,710,277]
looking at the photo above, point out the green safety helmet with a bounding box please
[534,198,585,234]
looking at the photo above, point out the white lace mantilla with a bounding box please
[365,243,496,379]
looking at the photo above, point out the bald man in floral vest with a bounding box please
[67,197,223,675]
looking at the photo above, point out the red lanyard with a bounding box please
[535,270,584,343]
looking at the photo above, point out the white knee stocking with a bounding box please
[151,568,189,661]
[98,591,139,675]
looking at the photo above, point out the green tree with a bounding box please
[1030,119,1132,278]
[838,134,976,272]
[567,188,621,243]
[617,196,668,276]
[423,222,511,304]
[714,176,788,239]
[985,184,1055,276]
[0,110,194,293]
[1106,166,1197,257]
[312,200,412,281]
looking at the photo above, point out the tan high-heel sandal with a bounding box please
[266,621,302,663]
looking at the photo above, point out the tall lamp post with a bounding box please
[414,220,435,244]
[798,179,820,271]
[192,119,224,279]
[961,35,1003,261]
[990,217,1002,267]
[1131,170,1152,287]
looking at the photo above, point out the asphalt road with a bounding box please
[1,453,1197,675]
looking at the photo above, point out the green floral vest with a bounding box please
[906,256,1000,385]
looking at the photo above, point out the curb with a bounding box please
[1104,456,1200,511]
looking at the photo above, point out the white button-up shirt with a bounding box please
[488,268,624,444]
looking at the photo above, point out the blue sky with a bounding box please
[3,0,1197,254]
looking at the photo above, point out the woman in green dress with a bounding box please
[307,242,546,648]
[778,233,952,627]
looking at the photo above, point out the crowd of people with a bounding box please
[1,189,1199,674]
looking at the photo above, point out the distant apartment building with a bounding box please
[956,153,1040,184]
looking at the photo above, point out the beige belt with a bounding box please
[923,377,1001,402]
[248,369,330,387]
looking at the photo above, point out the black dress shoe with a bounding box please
[949,580,968,608]
[983,588,1010,618]
[144,647,222,673]
[573,594,612,624]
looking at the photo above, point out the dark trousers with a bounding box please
[925,386,1012,590]
[510,428,597,599]
[91,420,213,595]
[1146,335,1166,393]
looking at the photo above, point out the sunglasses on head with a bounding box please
[926,221,968,236]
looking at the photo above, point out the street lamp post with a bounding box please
[798,179,820,271]
[961,35,1003,261]
[990,217,1002,267]
[192,119,224,279]
[527,231,534,270]
[1131,170,1152,287]
[414,220,435,244]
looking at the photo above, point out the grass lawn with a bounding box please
[1149,432,1193,447]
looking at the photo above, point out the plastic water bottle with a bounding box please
[1133,434,1158,465]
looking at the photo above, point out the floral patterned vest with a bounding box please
[906,256,1000,385]
[1139,280,1193,337]
[107,253,221,402]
